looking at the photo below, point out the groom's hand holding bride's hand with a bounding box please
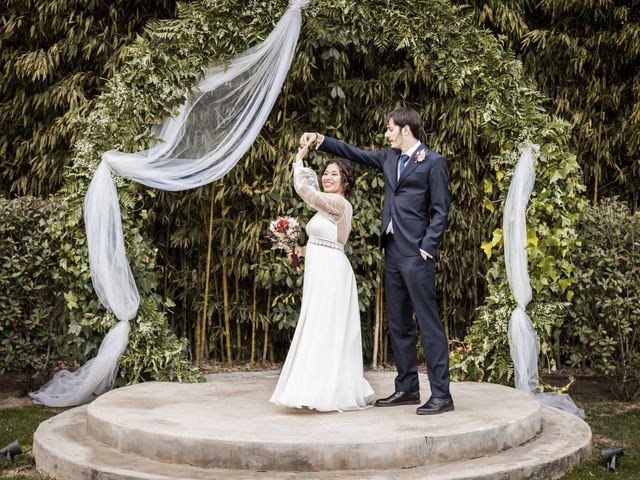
[299,132,324,150]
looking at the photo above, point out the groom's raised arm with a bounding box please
[302,133,385,171]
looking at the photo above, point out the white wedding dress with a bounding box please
[270,160,374,412]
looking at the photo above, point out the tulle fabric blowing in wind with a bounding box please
[30,0,310,407]
[504,144,584,418]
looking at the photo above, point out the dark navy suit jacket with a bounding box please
[318,136,450,261]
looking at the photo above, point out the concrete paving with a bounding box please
[33,372,592,479]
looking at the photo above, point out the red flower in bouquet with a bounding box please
[266,216,302,268]
[274,217,291,233]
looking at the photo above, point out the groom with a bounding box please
[300,107,453,415]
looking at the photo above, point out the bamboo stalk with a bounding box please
[443,292,449,341]
[262,321,270,366]
[372,275,381,369]
[220,324,226,364]
[235,265,241,360]
[378,300,383,367]
[212,253,221,362]
[262,287,272,366]
[200,307,207,361]
[181,250,187,342]
[222,257,232,365]
[218,192,233,365]
[251,278,258,367]
[197,268,204,362]
[250,210,259,368]
[382,311,388,365]
[593,103,605,206]
[200,184,216,364]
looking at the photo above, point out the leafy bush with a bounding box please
[563,198,640,400]
[74,0,584,370]
[0,196,68,380]
[0,195,200,385]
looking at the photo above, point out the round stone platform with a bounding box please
[33,372,592,479]
[85,372,540,471]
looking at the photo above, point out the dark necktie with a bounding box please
[399,153,410,175]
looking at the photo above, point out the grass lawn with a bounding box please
[564,401,640,479]
[0,389,638,479]
[0,396,59,480]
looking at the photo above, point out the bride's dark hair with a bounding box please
[324,157,356,199]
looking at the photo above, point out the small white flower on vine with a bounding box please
[415,149,427,163]
[110,79,128,108]
[137,321,155,335]
[74,139,93,157]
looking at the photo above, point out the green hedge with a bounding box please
[62,0,584,378]
[563,198,640,400]
[1,196,69,380]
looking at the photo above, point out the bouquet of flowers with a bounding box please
[266,216,302,268]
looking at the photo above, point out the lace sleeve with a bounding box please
[293,160,346,222]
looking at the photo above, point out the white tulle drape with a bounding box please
[30,0,309,407]
[504,144,584,418]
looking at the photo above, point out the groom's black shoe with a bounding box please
[416,395,455,415]
[374,390,420,407]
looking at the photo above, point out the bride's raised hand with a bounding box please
[295,143,310,163]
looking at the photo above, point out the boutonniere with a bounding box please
[415,150,427,163]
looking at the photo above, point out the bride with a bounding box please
[270,142,374,412]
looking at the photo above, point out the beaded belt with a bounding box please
[308,236,344,251]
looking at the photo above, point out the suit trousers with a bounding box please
[383,235,451,398]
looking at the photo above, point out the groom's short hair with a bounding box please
[387,107,421,139]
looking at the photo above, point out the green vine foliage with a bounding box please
[62,0,584,378]
[453,137,587,384]
[47,177,202,383]
[4,0,587,384]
